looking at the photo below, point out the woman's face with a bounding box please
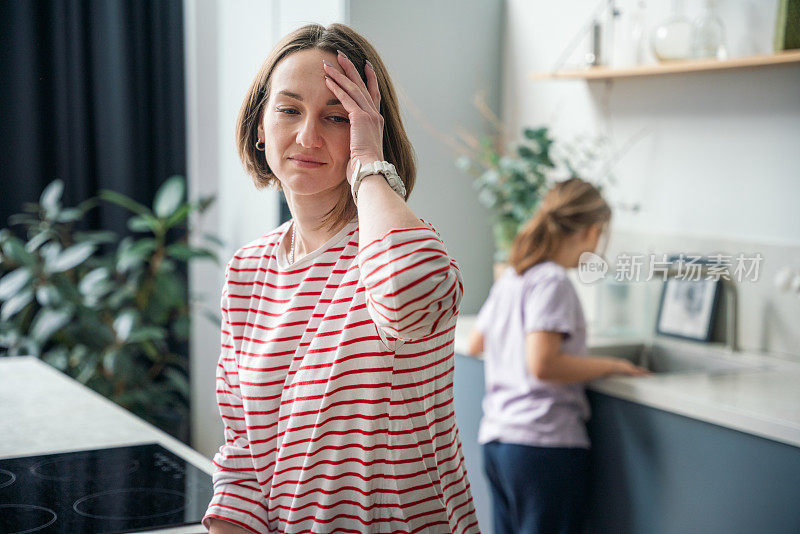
[258,48,351,196]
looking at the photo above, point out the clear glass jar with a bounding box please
[651,0,692,62]
[691,0,728,60]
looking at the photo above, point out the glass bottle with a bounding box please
[620,0,647,67]
[651,0,692,62]
[692,0,728,60]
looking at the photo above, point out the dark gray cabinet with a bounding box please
[453,354,800,534]
[585,390,800,534]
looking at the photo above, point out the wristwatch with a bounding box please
[350,160,407,204]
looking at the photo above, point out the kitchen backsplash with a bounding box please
[570,229,800,362]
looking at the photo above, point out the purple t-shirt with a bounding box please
[475,260,591,448]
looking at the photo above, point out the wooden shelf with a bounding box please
[530,50,800,81]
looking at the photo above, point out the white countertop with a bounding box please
[455,315,800,448]
[0,356,213,534]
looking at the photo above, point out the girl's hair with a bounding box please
[236,23,416,231]
[508,177,611,275]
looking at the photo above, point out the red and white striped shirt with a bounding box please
[203,217,480,534]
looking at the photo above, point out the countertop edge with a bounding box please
[454,315,800,449]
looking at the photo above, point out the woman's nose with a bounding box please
[296,117,323,148]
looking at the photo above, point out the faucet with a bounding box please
[719,277,738,353]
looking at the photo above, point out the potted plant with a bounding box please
[0,176,222,442]
[454,93,640,278]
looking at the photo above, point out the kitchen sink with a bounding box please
[588,338,770,375]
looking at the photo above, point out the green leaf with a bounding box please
[195,195,216,213]
[9,338,40,358]
[46,242,96,273]
[114,309,138,342]
[35,284,62,307]
[26,230,53,252]
[78,267,111,296]
[163,367,190,399]
[128,326,167,343]
[99,189,153,218]
[42,347,70,371]
[75,359,98,384]
[0,329,20,349]
[202,308,220,326]
[40,180,64,214]
[117,239,155,273]
[517,145,537,159]
[153,175,185,218]
[2,237,34,266]
[127,215,161,234]
[202,233,225,248]
[171,315,190,341]
[0,268,33,301]
[1,288,34,321]
[74,230,119,244]
[523,127,547,141]
[31,306,74,343]
[165,243,216,261]
[102,348,121,375]
[7,213,38,227]
[55,208,83,223]
[163,203,192,229]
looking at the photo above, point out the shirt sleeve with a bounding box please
[357,219,464,342]
[474,286,495,334]
[203,264,269,534]
[522,275,577,339]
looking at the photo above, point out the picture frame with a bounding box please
[655,278,720,342]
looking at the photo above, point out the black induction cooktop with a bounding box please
[0,443,213,533]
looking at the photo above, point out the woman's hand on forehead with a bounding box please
[322,51,384,183]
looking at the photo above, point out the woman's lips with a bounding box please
[289,157,325,168]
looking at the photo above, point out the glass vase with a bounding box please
[651,0,692,62]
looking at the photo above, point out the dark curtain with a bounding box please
[0,0,186,236]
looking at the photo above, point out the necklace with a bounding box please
[289,224,296,265]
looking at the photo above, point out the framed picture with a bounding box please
[656,278,720,342]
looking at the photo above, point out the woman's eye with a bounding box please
[330,115,349,124]
[276,107,298,115]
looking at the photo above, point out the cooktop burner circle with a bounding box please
[0,504,57,534]
[30,454,139,481]
[0,468,15,489]
[72,487,186,520]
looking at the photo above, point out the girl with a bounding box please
[467,178,648,534]
[204,24,480,534]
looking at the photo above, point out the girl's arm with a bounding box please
[466,329,485,357]
[526,331,649,384]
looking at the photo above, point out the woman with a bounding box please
[204,24,480,534]
[467,178,649,534]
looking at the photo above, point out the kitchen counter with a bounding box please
[454,315,800,448]
[0,356,213,534]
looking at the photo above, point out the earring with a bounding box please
[255,139,265,151]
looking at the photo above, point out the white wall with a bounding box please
[503,0,800,244]
[501,0,800,356]
[348,0,501,313]
[186,0,281,457]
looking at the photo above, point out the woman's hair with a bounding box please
[508,177,611,275]
[236,23,416,231]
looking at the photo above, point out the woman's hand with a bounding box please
[322,51,384,184]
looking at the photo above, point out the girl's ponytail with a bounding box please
[508,177,611,275]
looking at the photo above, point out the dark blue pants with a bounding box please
[482,440,590,534]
